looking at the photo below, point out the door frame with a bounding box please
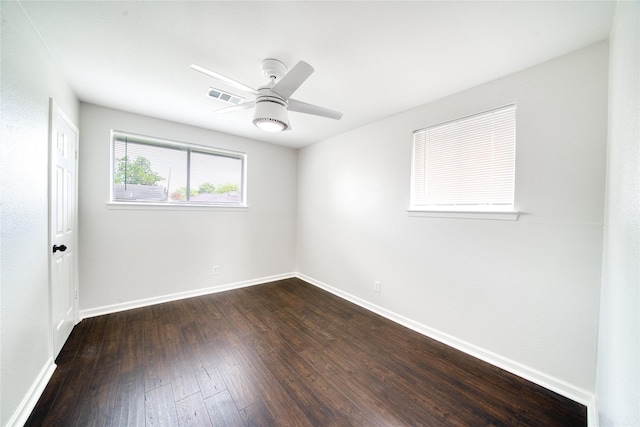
[48,98,80,359]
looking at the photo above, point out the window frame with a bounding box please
[109,130,248,209]
[408,105,519,221]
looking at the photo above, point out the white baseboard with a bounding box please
[79,272,296,320]
[296,273,599,427]
[6,358,57,427]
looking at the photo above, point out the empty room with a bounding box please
[1,1,638,426]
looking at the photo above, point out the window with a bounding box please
[111,131,246,207]
[410,104,516,214]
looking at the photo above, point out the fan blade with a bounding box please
[271,61,314,100]
[288,99,343,120]
[215,101,256,114]
[191,64,260,96]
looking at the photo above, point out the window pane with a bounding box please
[113,140,187,202]
[111,131,247,206]
[189,151,243,204]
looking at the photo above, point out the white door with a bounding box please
[49,99,79,358]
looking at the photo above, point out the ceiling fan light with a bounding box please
[253,99,290,132]
[255,120,286,132]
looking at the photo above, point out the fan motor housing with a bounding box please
[253,97,290,131]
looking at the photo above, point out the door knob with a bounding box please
[53,244,67,253]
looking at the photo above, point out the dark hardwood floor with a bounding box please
[26,278,586,426]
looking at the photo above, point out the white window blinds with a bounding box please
[410,105,516,211]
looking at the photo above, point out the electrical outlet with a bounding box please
[374,281,381,293]
[212,265,219,275]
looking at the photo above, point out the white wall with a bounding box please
[78,104,298,314]
[297,42,608,398]
[596,1,640,425]
[0,2,79,425]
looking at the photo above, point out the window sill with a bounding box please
[107,202,249,212]
[407,209,519,221]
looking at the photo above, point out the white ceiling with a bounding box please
[20,1,615,149]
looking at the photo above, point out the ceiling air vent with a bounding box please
[207,87,244,105]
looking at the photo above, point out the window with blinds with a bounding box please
[410,105,516,212]
[111,131,246,206]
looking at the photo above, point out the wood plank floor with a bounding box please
[26,278,586,426]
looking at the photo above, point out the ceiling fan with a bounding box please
[191,58,343,132]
